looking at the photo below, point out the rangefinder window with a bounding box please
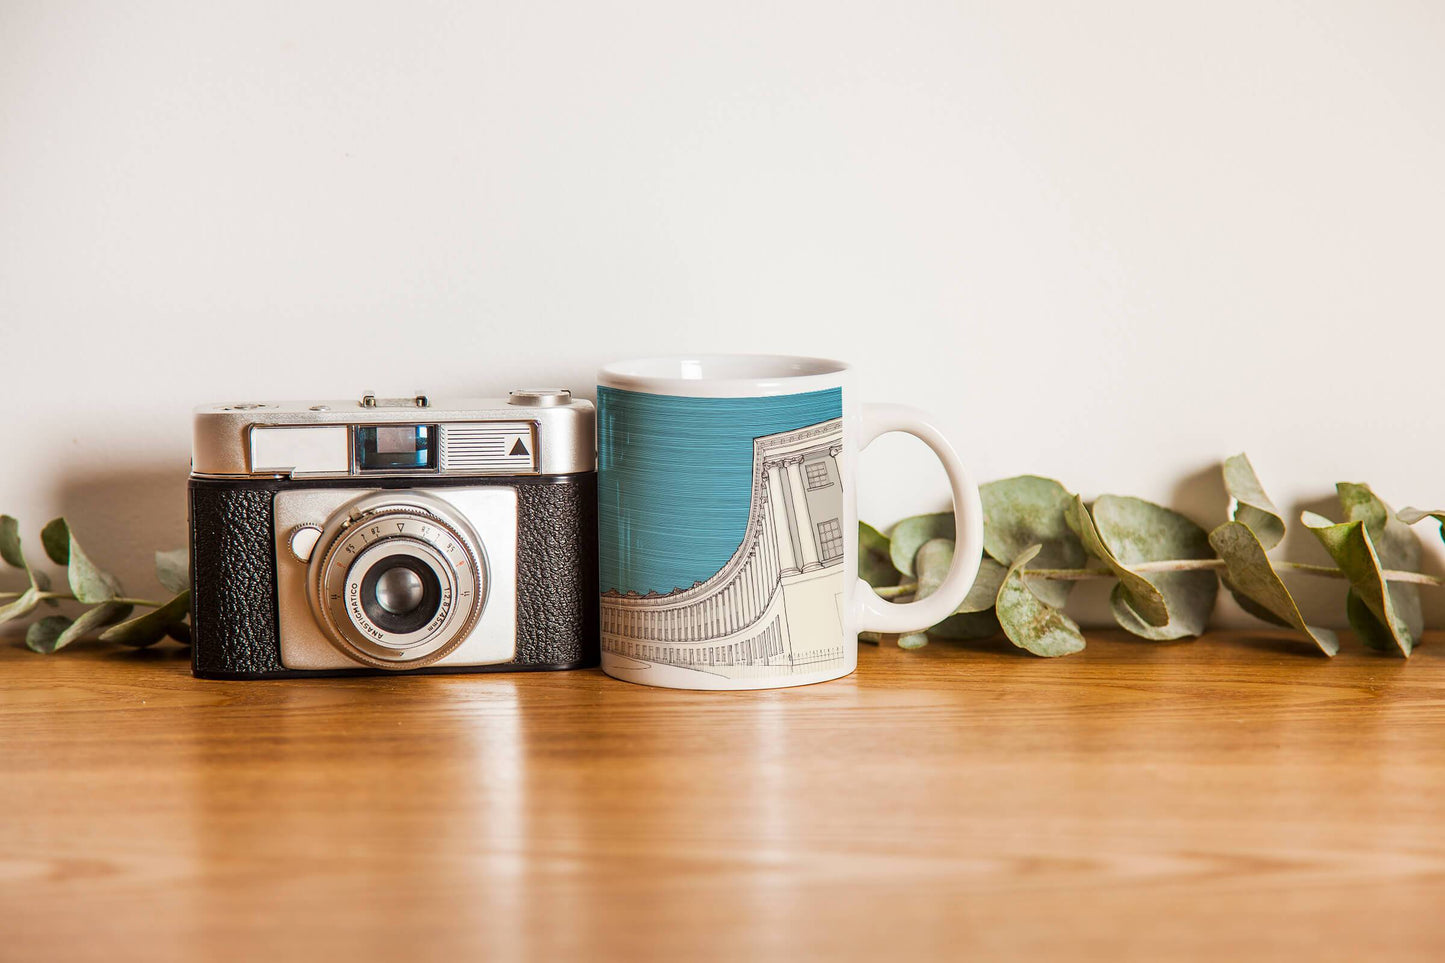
[355,425,437,472]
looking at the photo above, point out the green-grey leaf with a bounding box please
[1222,453,1285,550]
[858,522,898,589]
[0,515,22,568]
[1399,507,1445,546]
[914,540,1005,630]
[66,530,121,604]
[100,590,190,647]
[1302,511,1413,656]
[1208,521,1338,656]
[958,557,1007,614]
[166,621,192,644]
[40,518,70,565]
[1345,589,1397,653]
[1337,483,1422,640]
[930,609,1001,640]
[26,602,134,653]
[62,602,132,651]
[0,584,43,624]
[155,548,190,595]
[994,544,1086,657]
[1093,495,1217,640]
[913,538,955,601]
[1069,496,1168,627]
[888,513,953,577]
[980,476,1084,608]
[26,615,72,653]
[898,632,929,650]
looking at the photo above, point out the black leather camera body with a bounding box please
[188,391,598,679]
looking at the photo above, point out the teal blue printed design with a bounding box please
[598,386,843,596]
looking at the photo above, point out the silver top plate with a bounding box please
[192,394,595,477]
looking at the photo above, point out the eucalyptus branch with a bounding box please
[861,455,1445,659]
[1,514,190,653]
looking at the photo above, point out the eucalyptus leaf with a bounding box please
[0,515,22,568]
[913,538,955,602]
[1337,483,1423,640]
[930,609,1001,641]
[155,548,190,596]
[166,621,192,645]
[994,544,1086,657]
[65,529,121,604]
[1345,589,1399,653]
[26,602,133,653]
[889,513,953,577]
[33,568,54,598]
[1093,495,1217,640]
[858,522,898,589]
[1303,511,1413,656]
[1209,521,1338,656]
[1222,453,1285,550]
[40,518,69,565]
[0,516,56,616]
[100,590,190,647]
[1398,507,1445,545]
[980,475,1084,607]
[25,615,71,653]
[0,585,44,624]
[898,632,929,650]
[915,539,1006,629]
[958,557,1007,614]
[1069,496,1168,627]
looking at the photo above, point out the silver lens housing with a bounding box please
[307,491,487,669]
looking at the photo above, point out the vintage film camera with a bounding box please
[188,390,598,678]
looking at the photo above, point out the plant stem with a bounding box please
[1025,559,1444,587]
[875,559,1445,601]
[0,590,168,607]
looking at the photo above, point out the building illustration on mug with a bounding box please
[599,388,845,683]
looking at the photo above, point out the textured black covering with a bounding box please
[190,484,284,676]
[189,474,599,679]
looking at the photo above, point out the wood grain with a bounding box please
[3,631,1444,962]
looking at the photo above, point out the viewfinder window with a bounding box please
[356,425,437,472]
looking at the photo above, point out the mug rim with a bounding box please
[598,353,851,397]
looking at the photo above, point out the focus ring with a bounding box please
[308,496,487,670]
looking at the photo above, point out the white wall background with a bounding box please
[2,1,1442,630]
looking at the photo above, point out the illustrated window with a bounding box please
[817,518,844,561]
[804,460,831,489]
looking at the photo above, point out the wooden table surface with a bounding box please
[3,631,1444,962]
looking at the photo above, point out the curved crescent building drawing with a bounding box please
[601,417,846,681]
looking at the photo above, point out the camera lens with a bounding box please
[376,567,424,615]
[359,556,442,634]
[308,491,487,670]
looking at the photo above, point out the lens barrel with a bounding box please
[307,492,487,669]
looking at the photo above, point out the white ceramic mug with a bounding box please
[596,354,983,690]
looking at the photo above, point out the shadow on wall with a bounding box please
[12,452,1445,636]
[57,463,190,602]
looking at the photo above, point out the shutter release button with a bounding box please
[508,389,571,407]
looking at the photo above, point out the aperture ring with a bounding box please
[310,499,486,670]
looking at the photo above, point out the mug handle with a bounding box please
[855,403,984,634]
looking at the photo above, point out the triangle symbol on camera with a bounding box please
[509,437,529,456]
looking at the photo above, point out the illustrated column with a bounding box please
[785,457,822,572]
[765,464,800,575]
